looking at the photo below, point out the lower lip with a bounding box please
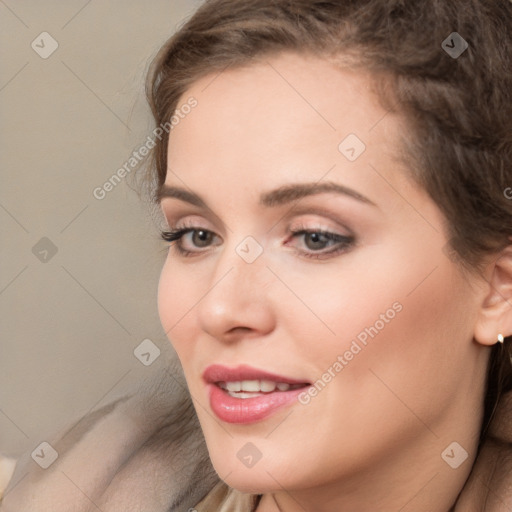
[208,384,308,424]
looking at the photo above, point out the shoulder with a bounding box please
[0,367,218,511]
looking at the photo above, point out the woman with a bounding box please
[1,0,511,510]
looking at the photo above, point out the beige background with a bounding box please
[0,0,203,456]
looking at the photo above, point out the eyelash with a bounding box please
[160,223,355,260]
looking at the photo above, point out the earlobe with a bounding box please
[473,243,512,347]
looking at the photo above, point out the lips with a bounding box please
[203,364,309,385]
[203,364,311,424]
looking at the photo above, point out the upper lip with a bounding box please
[203,364,310,385]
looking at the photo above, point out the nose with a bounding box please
[196,241,276,344]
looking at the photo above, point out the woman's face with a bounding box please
[158,53,490,500]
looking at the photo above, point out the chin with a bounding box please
[207,442,301,494]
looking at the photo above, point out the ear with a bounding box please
[474,241,512,346]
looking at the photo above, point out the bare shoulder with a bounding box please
[0,367,218,511]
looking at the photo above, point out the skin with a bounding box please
[157,52,509,512]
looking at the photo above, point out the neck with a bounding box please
[256,425,479,512]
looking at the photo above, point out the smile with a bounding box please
[218,380,305,397]
[203,365,311,423]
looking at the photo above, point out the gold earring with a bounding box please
[497,334,504,344]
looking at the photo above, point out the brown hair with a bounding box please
[142,0,512,439]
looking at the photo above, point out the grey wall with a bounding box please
[0,0,202,456]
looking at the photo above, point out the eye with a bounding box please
[286,228,355,260]
[160,225,355,260]
[160,227,219,257]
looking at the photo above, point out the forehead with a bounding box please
[169,53,387,145]
[165,52,406,204]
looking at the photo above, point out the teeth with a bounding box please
[260,380,277,392]
[241,380,260,392]
[218,380,300,394]
[225,381,241,392]
[231,392,260,399]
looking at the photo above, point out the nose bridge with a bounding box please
[212,233,267,297]
[196,232,273,339]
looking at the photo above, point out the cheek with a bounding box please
[290,242,469,432]
[157,261,175,337]
[268,251,409,370]
[157,259,196,359]
[287,233,460,359]
[280,233,461,393]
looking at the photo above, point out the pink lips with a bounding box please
[203,364,310,424]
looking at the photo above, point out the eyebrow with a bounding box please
[157,181,377,209]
